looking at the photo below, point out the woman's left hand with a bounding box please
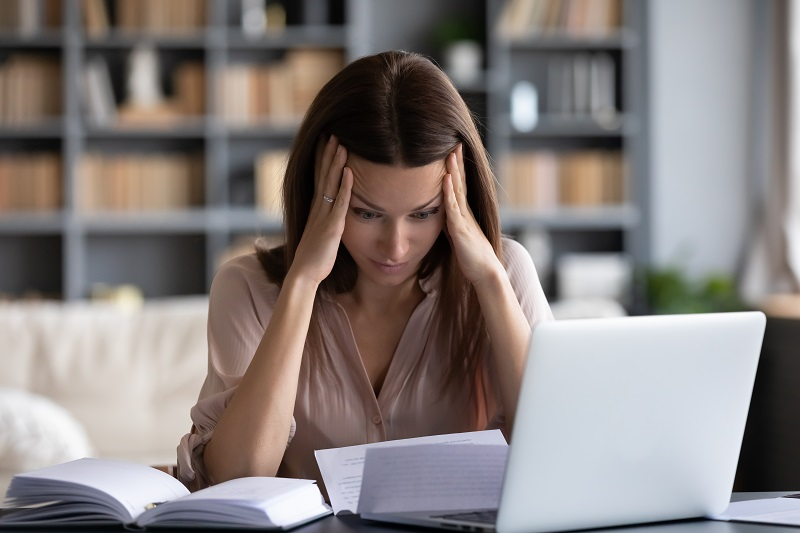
[443,144,503,286]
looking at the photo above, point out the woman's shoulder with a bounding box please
[500,236,536,273]
[214,252,269,282]
[211,253,280,304]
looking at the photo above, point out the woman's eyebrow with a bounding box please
[351,191,441,212]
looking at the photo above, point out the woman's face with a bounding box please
[341,154,446,289]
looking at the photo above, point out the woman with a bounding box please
[177,50,552,492]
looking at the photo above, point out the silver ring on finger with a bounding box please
[322,194,335,203]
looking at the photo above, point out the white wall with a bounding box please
[648,0,753,279]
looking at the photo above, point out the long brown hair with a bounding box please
[257,50,502,389]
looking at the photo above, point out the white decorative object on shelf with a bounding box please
[443,40,483,86]
[241,0,267,37]
[510,80,538,132]
[557,253,633,305]
[126,43,163,108]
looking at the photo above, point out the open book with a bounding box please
[0,458,331,529]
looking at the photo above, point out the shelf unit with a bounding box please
[0,0,648,305]
[0,0,346,300]
[485,0,649,306]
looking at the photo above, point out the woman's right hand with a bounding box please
[288,135,353,286]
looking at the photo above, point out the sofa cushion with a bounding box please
[0,387,94,471]
[0,298,209,464]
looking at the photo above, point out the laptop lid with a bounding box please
[496,311,765,533]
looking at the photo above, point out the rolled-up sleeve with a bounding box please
[176,254,291,490]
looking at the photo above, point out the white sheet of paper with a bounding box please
[711,496,800,525]
[313,429,507,515]
[356,443,508,514]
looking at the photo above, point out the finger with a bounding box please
[443,173,461,221]
[333,166,353,213]
[323,144,347,201]
[456,143,467,185]
[316,135,339,192]
[447,151,469,214]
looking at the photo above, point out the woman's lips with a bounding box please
[371,260,408,275]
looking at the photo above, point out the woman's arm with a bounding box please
[203,137,353,483]
[442,144,535,435]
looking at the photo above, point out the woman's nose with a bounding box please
[378,220,408,262]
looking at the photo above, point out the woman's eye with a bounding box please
[356,210,379,220]
[413,209,439,220]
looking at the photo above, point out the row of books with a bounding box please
[543,52,617,121]
[82,47,340,127]
[78,154,204,211]
[501,150,626,208]
[83,0,206,37]
[0,55,62,125]
[0,153,61,211]
[497,0,622,39]
[219,48,344,126]
[82,56,205,126]
[0,150,624,214]
[0,0,62,34]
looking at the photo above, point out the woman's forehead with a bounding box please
[346,154,446,207]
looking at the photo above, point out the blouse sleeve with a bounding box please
[502,237,554,325]
[176,254,295,490]
[485,238,554,431]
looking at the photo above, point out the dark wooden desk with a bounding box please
[0,493,794,533]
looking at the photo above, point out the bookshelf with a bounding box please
[486,0,649,306]
[0,0,648,306]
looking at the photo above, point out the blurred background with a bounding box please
[0,0,797,318]
[0,0,799,493]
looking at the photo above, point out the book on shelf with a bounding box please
[0,457,331,529]
[115,0,206,34]
[82,56,117,125]
[82,0,109,37]
[501,150,625,210]
[78,153,204,211]
[0,55,62,125]
[545,52,617,122]
[496,0,622,39]
[174,61,205,116]
[0,0,62,35]
[0,153,61,212]
[219,49,344,126]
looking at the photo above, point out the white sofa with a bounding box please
[0,297,209,495]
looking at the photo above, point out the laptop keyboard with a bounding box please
[434,509,498,525]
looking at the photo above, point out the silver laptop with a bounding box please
[362,311,766,533]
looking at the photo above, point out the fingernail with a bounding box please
[329,135,337,144]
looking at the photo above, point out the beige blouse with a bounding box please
[177,237,553,492]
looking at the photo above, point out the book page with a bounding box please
[314,430,506,515]
[3,458,189,523]
[356,444,507,514]
[135,477,332,529]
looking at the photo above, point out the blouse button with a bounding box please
[371,414,382,425]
